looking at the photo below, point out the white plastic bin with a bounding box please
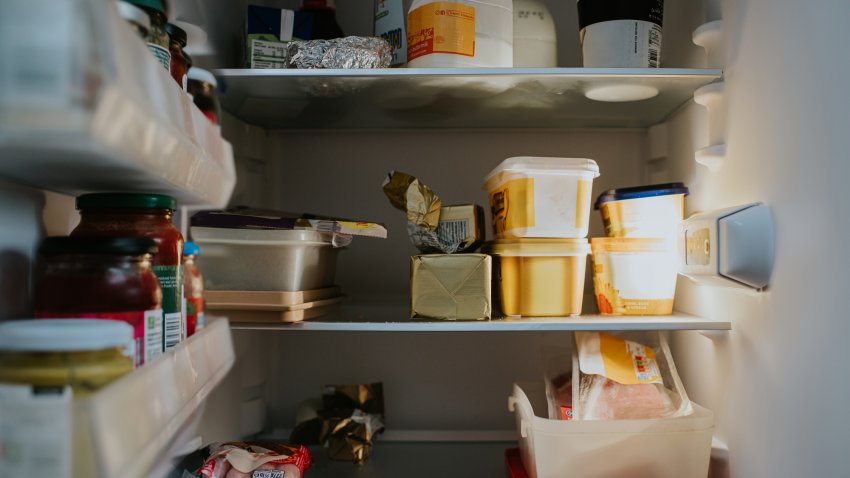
[191,227,340,291]
[509,381,714,478]
[483,157,600,239]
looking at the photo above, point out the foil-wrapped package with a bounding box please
[287,36,393,69]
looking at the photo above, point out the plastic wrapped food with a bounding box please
[287,36,392,69]
[198,442,312,478]
[579,374,674,420]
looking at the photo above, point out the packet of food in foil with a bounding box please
[286,36,393,69]
[383,171,442,231]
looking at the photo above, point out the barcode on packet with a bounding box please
[436,219,470,244]
[648,25,662,67]
[164,313,181,349]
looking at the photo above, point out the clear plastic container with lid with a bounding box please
[34,236,164,366]
[406,0,513,67]
[71,193,184,352]
[484,157,600,239]
[485,238,590,317]
[0,319,134,396]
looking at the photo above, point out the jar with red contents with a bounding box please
[165,22,190,91]
[34,237,163,367]
[71,193,184,351]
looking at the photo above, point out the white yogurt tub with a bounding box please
[594,182,689,245]
[483,156,600,239]
[590,238,678,316]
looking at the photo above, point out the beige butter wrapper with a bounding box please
[410,254,492,320]
[382,170,441,231]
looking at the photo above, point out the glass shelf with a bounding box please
[216,67,721,130]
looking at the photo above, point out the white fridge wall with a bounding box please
[669,0,850,476]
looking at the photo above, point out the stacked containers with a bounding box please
[483,157,600,316]
[591,183,688,315]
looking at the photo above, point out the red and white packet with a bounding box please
[198,442,312,478]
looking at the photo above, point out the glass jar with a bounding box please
[121,0,171,71]
[71,193,184,352]
[33,237,163,367]
[116,1,151,40]
[165,22,189,90]
[187,67,221,125]
[0,319,134,397]
[182,241,204,337]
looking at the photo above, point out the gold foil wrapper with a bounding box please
[383,171,441,231]
[410,254,492,320]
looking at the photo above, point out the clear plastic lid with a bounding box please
[590,237,671,253]
[484,238,590,256]
[484,156,600,185]
[0,319,134,352]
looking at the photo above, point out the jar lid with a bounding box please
[116,1,151,33]
[484,238,590,256]
[165,22,187,47]
[183,241,200,256]
[590,237,671,253]
[594,182,689,209]
[120,0,165,14]
[39,237,159,256]
[0,319,134,352]
[76,193,177,210]
[187,67,217,87]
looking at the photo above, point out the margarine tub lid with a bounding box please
[483,156,600,186]
[484,238,590,256]
[0,319,133,352]
[590,237,672,253]
[594,182,689,209]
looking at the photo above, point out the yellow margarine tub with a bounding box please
[594,183,689,244]
[483,157,600,239]
[590,238,679,315]
[486,238,589,317]
[0,319,134,396]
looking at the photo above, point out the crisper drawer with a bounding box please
[509,382,714,478]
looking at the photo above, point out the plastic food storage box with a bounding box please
[484,238,589,317]
[190,227,340,291]
[509,381,714,478]
[484,157,600,239]
[594,182,689,244]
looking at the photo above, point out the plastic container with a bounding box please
[34,236,163,367]
[0,319,134,396]
[485,238,589,317]
[595,182,688,244]
[191,227,340,291]
[590,238,678,316]
[484,157,600,239]
[71,193,185,351]
[183,241,204,337]
[406,0,513,68]
[576,0,664,68]
[513,0,556,67]
[509,381,713,478]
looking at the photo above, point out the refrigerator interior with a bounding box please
[2,0,849,475]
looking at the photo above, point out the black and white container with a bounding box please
[577,0,664,68]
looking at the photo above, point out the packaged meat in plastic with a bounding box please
[542,345,573,420]
[198,442,312,478]
[574,331,692,420]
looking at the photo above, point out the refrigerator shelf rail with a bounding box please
[216,68,722,130]
[0,0,236,207]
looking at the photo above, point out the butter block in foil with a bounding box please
[410,204,485,254]
[410,254,492,320]
[286,36,392,69]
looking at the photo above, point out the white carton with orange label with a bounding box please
[483,157,600,239]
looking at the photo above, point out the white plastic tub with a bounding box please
[190,227,340,291]
[483,157,600,239]
[590,238,678,315]
[509,381,714,478]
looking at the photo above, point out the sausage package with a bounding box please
[198,442,312,478]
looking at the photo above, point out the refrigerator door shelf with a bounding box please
[680,203,775,290]
[0,0,235,207]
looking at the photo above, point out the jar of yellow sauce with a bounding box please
[0,319,134,397]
